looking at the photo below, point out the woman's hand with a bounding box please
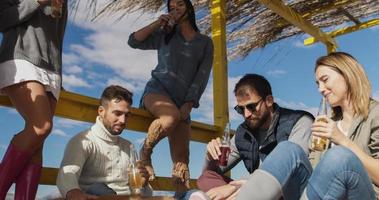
[311,116,349,146]
[179,102,193,121]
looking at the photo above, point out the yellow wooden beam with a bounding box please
[0,91,220,143]
[211,0,229,130]
[304,18,379,46]
[40,167,197,191]
[257,0,337,52]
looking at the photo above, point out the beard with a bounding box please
[245,110,270,130]
[102,118,125,135]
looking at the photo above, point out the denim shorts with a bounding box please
[140,78,191,124]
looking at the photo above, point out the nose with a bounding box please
[119,115,126,124]
[243,107,252,118]
[318,82,326,95]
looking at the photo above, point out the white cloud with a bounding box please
[64,3,161,85]
[267,69,287,77]
[65,65,83,74]
[63,53,81,65]
[0,144,6,149]
[51,129,71,137]
[276,98,318,117]
[56,118,89,129]
[192,75,243,128]
[63,74,91,89]
[106,77,146,94]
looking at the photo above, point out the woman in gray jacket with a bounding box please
[0,0,67,199]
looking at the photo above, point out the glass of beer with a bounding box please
[128,145,143,195]
[311,97,329,151]
[51,0,62,19]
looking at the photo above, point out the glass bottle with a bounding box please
[218,122,231,166]
[311,97,329,151]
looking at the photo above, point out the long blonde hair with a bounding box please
[315,52,371,120]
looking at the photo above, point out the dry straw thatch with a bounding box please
[74,0,379,59]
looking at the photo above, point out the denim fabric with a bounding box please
[260,141,313,200]
[85,182,116,196]
[174,189,198,200]
[306,146,376,200]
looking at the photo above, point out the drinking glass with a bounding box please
[311,97,329,151]
[218,123,231,166]
[128,145,143,195]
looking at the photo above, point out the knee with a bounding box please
[160,114,180,131]
[26,120,53,138]
[276,141,305,157]
[321,146,358,167]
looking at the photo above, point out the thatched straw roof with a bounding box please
[76,0,379,59]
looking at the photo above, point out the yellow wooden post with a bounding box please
[211,0,229,132]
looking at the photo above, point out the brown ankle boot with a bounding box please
[172,162,190,192]
[140,119,166,181]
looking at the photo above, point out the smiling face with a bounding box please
[168,0,188,22]
[315,65,349,108]
[98,99,131,135]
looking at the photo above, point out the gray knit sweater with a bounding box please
[0,0,67,75]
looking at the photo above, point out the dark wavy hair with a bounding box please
[165,0,199,44]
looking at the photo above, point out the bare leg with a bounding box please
[0,81,56,198]
[141,93,180,180]
[169,121,191,193]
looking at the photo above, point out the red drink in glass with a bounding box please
[218,145,230,166]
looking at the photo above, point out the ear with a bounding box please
[265,95,274,107]
[98,105,105,118]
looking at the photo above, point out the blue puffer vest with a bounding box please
[235,106,313,173]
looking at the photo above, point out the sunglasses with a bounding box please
[234,98,263,115]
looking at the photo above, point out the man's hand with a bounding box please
[206,184,239,200]
[206,137,222,161]
[66,189,98,200]
[137,161,150,186]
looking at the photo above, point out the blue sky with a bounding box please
[1,2,379,198]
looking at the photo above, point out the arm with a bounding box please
[204,136,241,174]
[127,14,172,50]
[312,114,379,186]
[288,115,314,156]
[184,38,214,108]
[56,134,90,198]
[0,0,47,32]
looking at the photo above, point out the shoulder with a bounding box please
[279,107,314,120]
[67,129,93,149]
[197,33,213,45]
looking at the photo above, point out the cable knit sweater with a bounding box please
[56,117,152,197]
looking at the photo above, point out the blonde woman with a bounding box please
[235,52,378,200]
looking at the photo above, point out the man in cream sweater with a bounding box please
[57,85,152,199]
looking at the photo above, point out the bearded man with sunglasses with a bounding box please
[196,74,314,200]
